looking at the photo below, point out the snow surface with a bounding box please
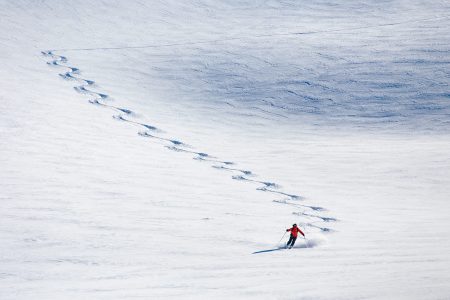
[1,0,450,299]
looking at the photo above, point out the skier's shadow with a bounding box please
[252,242,311,254]
[252,247,286,254]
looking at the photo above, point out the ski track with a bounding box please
[42,50,337,238]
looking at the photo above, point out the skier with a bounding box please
[286,224,305,249]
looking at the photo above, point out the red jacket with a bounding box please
[287,226,304,238]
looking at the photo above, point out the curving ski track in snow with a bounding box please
[42,50,336,235]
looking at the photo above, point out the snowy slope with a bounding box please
[1,1,450,299]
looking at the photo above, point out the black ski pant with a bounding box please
[287,235,297,247]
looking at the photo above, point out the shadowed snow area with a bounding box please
[1,0,450,299]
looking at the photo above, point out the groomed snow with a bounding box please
[1,1,450,299]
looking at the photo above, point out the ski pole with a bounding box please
[276,231,287,246]
[303,236,308,247]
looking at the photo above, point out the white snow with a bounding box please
[1,1,450,299]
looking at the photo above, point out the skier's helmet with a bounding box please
[293,224,297,227]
